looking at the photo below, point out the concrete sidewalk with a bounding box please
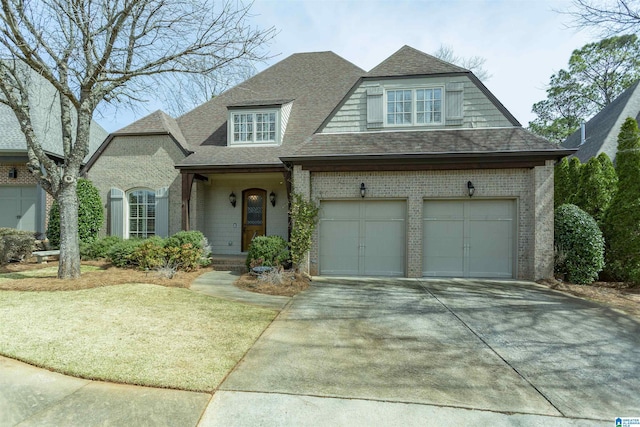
[190,270,290,310]
[0,355,210,426]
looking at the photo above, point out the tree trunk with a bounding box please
[57,180,81,279]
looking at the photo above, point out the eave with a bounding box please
[281,149,576,172]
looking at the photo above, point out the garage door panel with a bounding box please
[423,219,464,277]
[319,201,406,277]
[319,220,360,275]
[0,186,37,231]
[364,219,405,276]
[424,200,515,278]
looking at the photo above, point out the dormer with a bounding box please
[227,99,293,146]
[365,80,464,129]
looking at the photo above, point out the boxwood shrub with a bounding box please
[245,235,290,268]
[554,204,605,285]
[0,228,36,264]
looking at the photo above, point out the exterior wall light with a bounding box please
[467,181,475,197]
[360,182,366,198]
[229,192,237,207]
[269,191,276,207]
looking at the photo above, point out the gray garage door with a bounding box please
[423,199,515,278]
[0,185,37,231]
[319,200,406,276]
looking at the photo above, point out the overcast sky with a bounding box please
[96,0,596,133]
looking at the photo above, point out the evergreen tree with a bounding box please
[575,156,609,224]
[604,117,640,282]
[554,157,572,207]
[568,157,583,204]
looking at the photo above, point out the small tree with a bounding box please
[574,155,614,224]
[289,193,319,272]
[555,204,605,285]
[554,157,572,207]
[47,178,103,248]
[603,117,640,282]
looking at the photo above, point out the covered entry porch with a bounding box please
[180,168,291,255]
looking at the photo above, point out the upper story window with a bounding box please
[230,109,279,145]
[385,87,443,127]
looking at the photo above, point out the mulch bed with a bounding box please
[234,272,310,297]
[0,260,208,291]
[538,278,640,320]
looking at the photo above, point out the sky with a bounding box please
[95,0,596,133]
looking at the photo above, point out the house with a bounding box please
[562,80,640,162]
[0,68,107,236]
[84,45,573,280]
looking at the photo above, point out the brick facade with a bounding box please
[86,135,187,236]
[293,164,554,281]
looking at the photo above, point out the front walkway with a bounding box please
[190,270,290,310]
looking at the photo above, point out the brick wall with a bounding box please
[294,165,553,280]
[86,135,187,236]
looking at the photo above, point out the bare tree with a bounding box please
[161,60,256,116]
[566,0,640,35]
[0,0,275,279]
[433,44,492,81]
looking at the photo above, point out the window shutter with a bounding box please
[109,188,125,238]
[366,86,384,129]
[155,187,169,237]
[445,82,464,122]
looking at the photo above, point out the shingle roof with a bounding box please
[174,51,365,167]
[367,45,468,77]
[562,80,640,162]
[115,109,189,151]
[285,128,567,159]
[0,67,107,161]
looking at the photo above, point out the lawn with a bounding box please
[0,266,277,392]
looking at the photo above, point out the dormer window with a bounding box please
[386,87,443,126]
[232,110,278,143]
[227,100,293,146]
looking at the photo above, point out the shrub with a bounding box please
[47,178,104,248]
[164,243,202,272]
[603,117,640,283]
[554,157,572,207]
[574,156,616,225]
[245,235,290,269]
[130,237,166,270]
[0,228,36,264]
[289,193,319,271]
[554,204,605,285]
[165,231,205,250]
[81,236,123,260]
[107,239,144,268]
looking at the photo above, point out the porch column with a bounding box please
[283,167,292,239]
[181,172,195,231]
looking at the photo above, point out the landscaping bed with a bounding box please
[539,278,640,320]
[234,270,310,297]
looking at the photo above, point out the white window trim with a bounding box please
[384,85,445,128]
[228,108,282,146]
[125,188,156,239]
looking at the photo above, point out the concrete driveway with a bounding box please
[201,278,640,426]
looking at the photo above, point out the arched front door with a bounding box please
[242,188,267,251]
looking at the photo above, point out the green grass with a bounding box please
[0,284,276,392]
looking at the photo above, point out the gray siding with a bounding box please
[322,76,513,133]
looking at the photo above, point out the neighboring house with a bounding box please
[84,45,573,280]
[0,68,107,236]
[562,80,640,163]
